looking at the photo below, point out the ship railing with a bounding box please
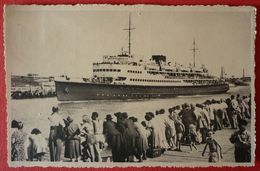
[82,77,113,84]
[93,62,120,65]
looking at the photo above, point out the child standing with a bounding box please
[202,130,223,162]
[187,124,198,152]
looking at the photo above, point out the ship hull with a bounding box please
[55,81,230,101]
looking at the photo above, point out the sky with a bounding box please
[5,5,255,78]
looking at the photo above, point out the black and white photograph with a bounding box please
[4,5,255,167]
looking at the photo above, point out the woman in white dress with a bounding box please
[28,128,48,161]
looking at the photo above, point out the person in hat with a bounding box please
[48,106,65,162]
[64,116,81,162]
[11,120,19,128]
[114,112,128,162]
[11,121,28,161]
[123,113,139,162]
[103,114,123,162]
[230,119,251,162]
[11,120,19,135]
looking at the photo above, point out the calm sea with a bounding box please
[9,86,251,137]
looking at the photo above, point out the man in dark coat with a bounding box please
[122,113,140,162]
[179,103,197,138]
[103,114,123,162]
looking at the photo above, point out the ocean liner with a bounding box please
[55,15,229,101]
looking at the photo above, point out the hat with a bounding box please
[129,116,138,122]
[183,103,190,109]
[67,116,73,123]
[52,106,59,113]
[128,116,135,121]
[31,128,41,135]
[92,112,99,117]
[159,109,165,114]
[122,112,128,119]
[146,112,155,118]
[145,113,152,121]
[11,120,18,128]
[114,112,121,117]
[105,114,113,120]
[211,99,217,103]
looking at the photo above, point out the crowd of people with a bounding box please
[10,93,252,163]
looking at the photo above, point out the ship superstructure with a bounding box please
[55,14,229,101]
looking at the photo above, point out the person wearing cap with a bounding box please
[11,120,19,135]
[103,114,122,162]
[64,116,81,162]
[11,121,28,161]
[230,119,251,162]
[48,106,65,162]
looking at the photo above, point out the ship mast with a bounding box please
[242,68,245,80]
[191,39,198,67]
[124,13,135,56]
[220,66,224,79]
